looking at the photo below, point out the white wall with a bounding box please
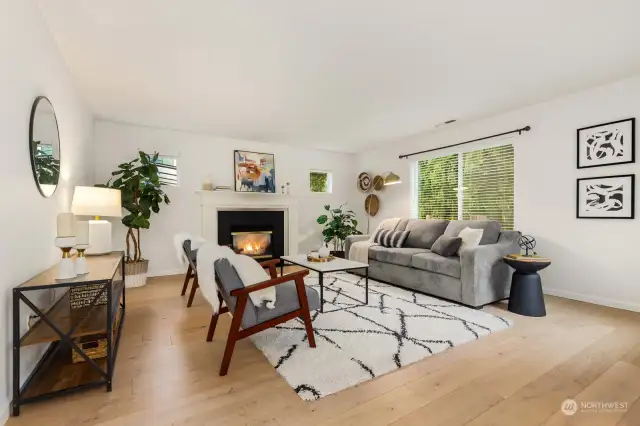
[357,75,640,312]
[0,0,94,422]
[93,120,360,277]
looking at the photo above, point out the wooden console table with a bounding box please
[12,252,126,416]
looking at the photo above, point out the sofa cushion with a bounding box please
[403,219,450,249]
[411,252,461,279]
[373,229,410,248]
[368,246,430,266]
[431,235,463,257]
[443,220,501,245]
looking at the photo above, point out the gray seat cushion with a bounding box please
[214,258,319,328]
[368,246,430,266]
[402,219,450,249]
[255,281,320,325]
[443,220,501,245]
[183,240,198,264]
[411,252,461,279]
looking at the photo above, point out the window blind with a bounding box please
[155,156,178,186]
[415,144,514,230]
[461,145,514,230]
[416,153,459,220]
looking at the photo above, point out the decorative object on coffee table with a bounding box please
[317,203,361,258]
[281,255,368,313]
[99,151,171,287]
[577,118,635,169]
[576,174,635,219]
[504,254,551,317]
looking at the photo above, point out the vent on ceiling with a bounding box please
[435,119,457,128]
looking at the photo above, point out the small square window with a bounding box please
[155,155,179,187]
[310,171,332,193]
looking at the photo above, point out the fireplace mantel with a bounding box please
[196,190,299,255]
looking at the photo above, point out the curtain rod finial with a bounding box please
[523,126,531,131]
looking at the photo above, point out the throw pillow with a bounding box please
[374,229,410,248]
[457,227,484,255]
[431,235,463,257]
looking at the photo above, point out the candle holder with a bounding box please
[75,244,90,275]
[55,237,77,280]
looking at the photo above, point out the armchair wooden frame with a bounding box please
[207,259,316,376]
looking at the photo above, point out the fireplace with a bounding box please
[231,230,272,259]
[218,209,285,263]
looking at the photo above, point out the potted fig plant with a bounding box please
[316,204,361,258]
[99,151,170,287]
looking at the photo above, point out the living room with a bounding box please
[3,0,640,425]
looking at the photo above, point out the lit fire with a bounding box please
[235,234,270,256]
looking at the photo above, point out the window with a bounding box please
[155,155,178,187]
[309,171,332,193]
[415,145,514,229]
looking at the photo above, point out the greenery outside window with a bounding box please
[310,171,332,193]
[415,144,514,229]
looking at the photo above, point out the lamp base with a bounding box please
[86,220,112,255]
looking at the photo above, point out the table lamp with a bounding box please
[71,186,122,255]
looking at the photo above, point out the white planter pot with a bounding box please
[125,260,149,288]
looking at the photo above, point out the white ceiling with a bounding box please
[37,0,640,152]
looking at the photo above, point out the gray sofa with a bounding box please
[345,219,520,308]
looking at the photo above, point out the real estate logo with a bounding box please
[561,399,578,416]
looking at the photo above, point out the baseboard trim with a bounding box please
[1,403,9,425]
[544,287,640,313]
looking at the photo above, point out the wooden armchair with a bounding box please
[207,258,319,376]
[179,239,198,304]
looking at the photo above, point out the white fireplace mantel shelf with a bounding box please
[196,190,299,255]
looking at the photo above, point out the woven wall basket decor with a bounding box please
[365,194,380,217]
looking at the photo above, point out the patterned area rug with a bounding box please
[250,272,511,401]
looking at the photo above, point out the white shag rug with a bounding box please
[250,272,511,401]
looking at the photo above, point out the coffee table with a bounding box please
[280,255,369,312]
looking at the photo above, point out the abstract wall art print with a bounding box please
[576,174,635,219]
[234,150,276,193]
[577,118,635,169]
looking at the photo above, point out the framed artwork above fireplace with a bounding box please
[234,150,276,193]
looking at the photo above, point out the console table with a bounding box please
[12,252,126,416]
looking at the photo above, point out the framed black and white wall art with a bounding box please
[577,118,635,169]
[576,174,635,219]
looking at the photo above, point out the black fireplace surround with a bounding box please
[217,210,285,263]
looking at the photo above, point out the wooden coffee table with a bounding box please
[280,255,369,313]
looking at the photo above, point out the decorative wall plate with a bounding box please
[357,172,372,192]
[365,194,380,216]
[372,175,384,191]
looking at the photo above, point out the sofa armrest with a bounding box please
[460,232,521,307]
[345,235,370,258]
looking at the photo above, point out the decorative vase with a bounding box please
[318,243,330,258]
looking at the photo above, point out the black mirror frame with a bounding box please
[29,96,61,198]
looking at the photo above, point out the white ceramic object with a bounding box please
[55,237,77,280]
[318,243,330,258]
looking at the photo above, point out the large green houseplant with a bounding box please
[99,151,170,286]
[317,204,361,257]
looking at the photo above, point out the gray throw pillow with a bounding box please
[431,235,463,257]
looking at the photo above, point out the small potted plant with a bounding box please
[316,204,361,258]
[99,151,170,287]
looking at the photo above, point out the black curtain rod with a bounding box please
[398,126,531,159]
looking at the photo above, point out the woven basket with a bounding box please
[69,284,108,309]
[72,308,121,363]
[125,259,149,288]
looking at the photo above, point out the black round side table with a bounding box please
[503,255,551,317]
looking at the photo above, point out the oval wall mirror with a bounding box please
[29,96,60,197]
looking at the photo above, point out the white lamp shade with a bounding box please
[71,186,122,217]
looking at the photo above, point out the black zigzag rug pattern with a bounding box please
[250,272,511,401]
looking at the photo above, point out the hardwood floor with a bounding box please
[8,272,640,426]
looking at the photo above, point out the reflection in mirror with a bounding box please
[29,96,60,197]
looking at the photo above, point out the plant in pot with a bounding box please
[99,151,170,287]
[316,204,361,258]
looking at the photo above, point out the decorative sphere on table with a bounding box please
[518,235,536,256]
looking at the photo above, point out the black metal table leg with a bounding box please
[319,272,324,313]
[365,267,369,305]
[12,289,20,416]
[280,260,284,277]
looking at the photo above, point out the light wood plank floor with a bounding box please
[9,272,640,426]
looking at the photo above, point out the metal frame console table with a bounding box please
[12,251,126,416]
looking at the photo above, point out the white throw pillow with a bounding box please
[457,227,484,255]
